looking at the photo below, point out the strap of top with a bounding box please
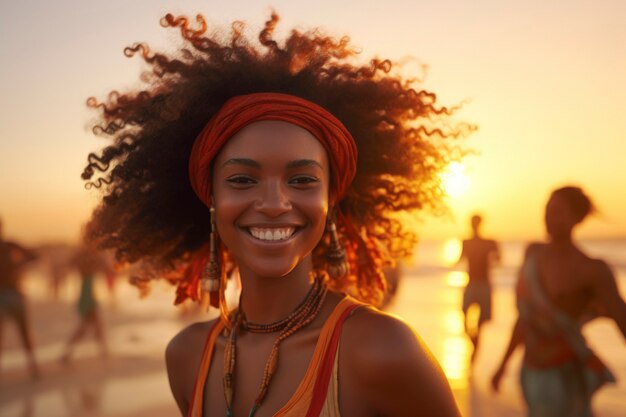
[303,299,361,417]
[187,318,225,417]
[187,295,364,417]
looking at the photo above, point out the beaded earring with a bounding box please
[201,206,220,294]
[325,214,350,278]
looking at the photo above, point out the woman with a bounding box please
[83,12,465,416]
[491,186,626,417]
[0,218,39,379]
[60,244,112,363]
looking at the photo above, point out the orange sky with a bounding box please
[1,0,625,244]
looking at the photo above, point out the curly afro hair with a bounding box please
[82,12,470,305]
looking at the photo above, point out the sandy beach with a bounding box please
[2,241,626,417]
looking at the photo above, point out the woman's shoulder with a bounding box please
[166,318,221,414]
[579,255,613,283]
[342,306,437,377]
[167,318,219,354]
[167,318,224,372]
[524,241,546,255]
[339,305,460,416]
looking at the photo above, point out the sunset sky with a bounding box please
[1,0,625,244]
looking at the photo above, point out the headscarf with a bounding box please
[188,92,357,207]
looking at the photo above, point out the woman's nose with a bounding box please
[254,180,292,216]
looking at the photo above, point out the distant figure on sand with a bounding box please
[60,243,113,363]
[456,214,500,364]
[39,243,74,300]
[491,186,626,417]
[0,218,39,379]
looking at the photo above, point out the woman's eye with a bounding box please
[226,176,256,185]
[290,176,319,185]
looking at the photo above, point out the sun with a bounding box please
[441,162,470,198]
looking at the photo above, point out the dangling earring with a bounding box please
[202,206,220,294]
[325,214,350,278]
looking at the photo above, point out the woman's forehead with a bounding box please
[216,120,329,165]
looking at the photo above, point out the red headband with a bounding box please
[188,93,357,207]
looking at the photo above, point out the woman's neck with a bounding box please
[548,231,574,247]
[547,233,581,256]
[237,256,315,324]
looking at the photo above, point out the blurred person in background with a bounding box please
[60,242,114,364]
[0,217,39,379]
[39,243,74,300]
[491,186,626,417]
[456,214,500,364]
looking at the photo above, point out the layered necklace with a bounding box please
[223,275,328,417]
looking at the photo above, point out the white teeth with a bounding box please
[249,227,295,241]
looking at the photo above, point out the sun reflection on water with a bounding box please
[446,271,469,288]
[431,299,471,391]
[442,310,465,334]
[441,336,471,390]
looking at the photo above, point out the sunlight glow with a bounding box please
[440,239,462,266]
[441,336,471,390]
[441,162,470,198]
[440,309,471,390]
[446,271,469,288]
[443,311,465,334]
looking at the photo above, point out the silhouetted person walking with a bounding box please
[457,214,500,364]
[0,218,39,379]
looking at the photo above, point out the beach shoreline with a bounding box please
[2,240,626,417]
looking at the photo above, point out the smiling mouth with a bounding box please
[247,227,297,242]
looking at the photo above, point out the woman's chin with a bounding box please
[239,260,301,280]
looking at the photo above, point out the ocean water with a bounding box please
[413,238,626,287]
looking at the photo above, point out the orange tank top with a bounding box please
[187,296,363,417]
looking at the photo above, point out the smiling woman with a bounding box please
[81,11,467,417]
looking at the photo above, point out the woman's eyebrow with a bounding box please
[286,159,323,170]
[221,158,261,168]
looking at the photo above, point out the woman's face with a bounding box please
[544,194,578,239]
[212,120,330,278]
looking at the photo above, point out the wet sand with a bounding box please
[1,265,625,417]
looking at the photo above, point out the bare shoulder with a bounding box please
[525,242,545,256]
[589,257,612,276]
[342,307,431,370]
[167,319,216,357]
[584,257,615,287]
[340,306,461,416]
[166,319,219,415]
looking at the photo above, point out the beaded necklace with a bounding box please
[223,276,328,417]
